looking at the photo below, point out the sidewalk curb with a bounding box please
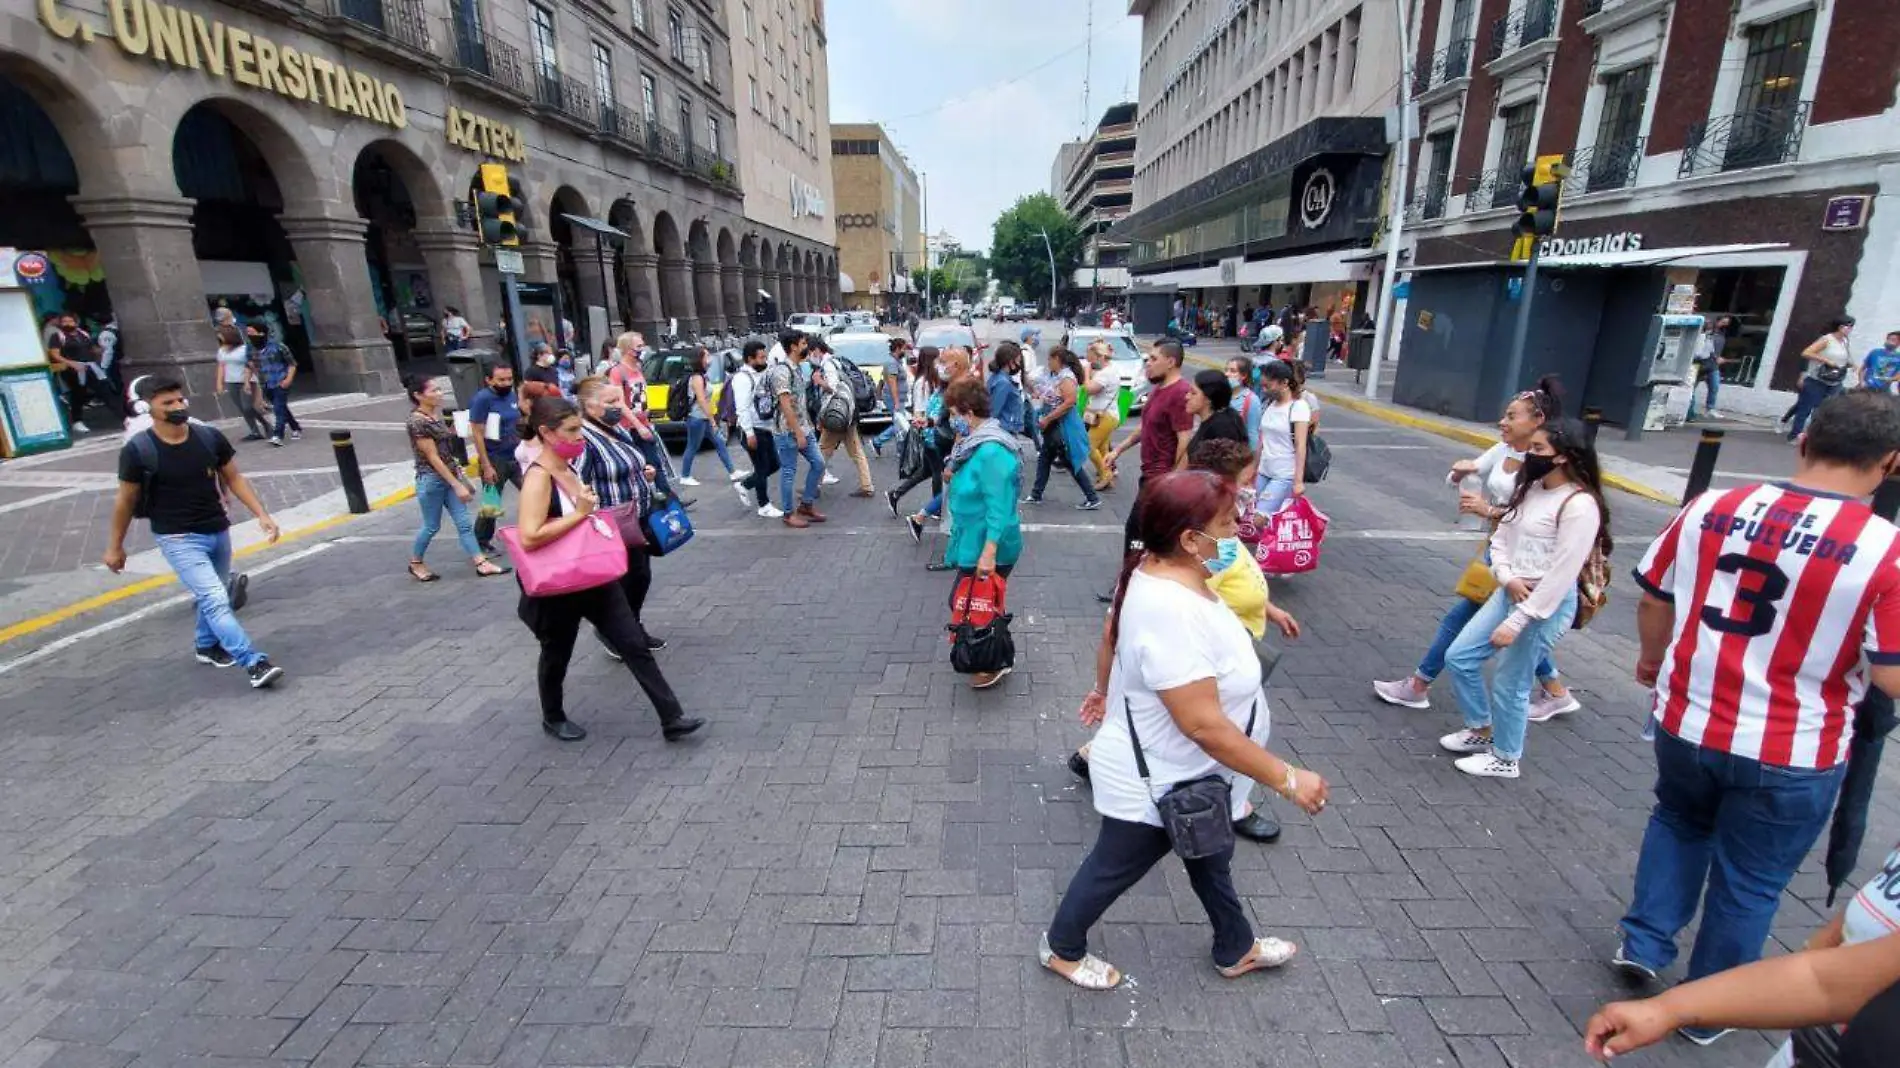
[1313,387,1679,506]
[0,484,417,649]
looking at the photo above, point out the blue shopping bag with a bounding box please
[642,497,695,556]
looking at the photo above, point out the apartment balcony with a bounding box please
[598,103,642,146]
[1680,100,1811,178]
[534,72,597,133]
[1096,122,1136,142]
[1462,168,1518,214]
[1404,187,1450,223]
[1485,0,1558,71]
[446,18,527,99]
[1565,135,1645,195]
[1412,38,1473,103]
[1093,178,1133,197]
[331,0,432,56]
[646,126,688,170]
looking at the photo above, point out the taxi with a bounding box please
[822,329,901,426]
[637,345,738,441]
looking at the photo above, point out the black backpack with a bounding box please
[128,424,223,519]
[750,367,777,422]
[666,373,698,421]
[836,357,877,413]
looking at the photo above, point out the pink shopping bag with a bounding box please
[498,512,629,597]
[1253,496,1329,575]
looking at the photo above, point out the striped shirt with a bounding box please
[576,420,653,515]
[1634,483,1900,769]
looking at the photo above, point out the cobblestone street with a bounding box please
[0,402,1893,1068]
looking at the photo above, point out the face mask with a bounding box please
[558,358,573,370]
[601,406,625,425]
[1228,376,1245,390]
[935,363,949,378]
[491,382,513,396]
[246,335,265,347]
[549,438,585,461]
[1196,531,1241,574]
[161,409,191,426]
[950,416,971,435]
[537,354,555,367]
[1520,453,1559,482]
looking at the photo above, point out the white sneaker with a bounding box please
[730,469,750,481]
[822,472,841,485]
[757,503,785,518]
[1373,676,1431,710]
[677,476,702,487]
[1438,729,1492,754]
[1454,752,1520,779]
[1705,408,1722,419]
[1527,692,1583,723]
[72,421,90,433]
[733,480,752,505]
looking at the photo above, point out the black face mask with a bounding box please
[491,383,514,396]
[1520,454,1559,483]
[161,409,191,425]
[245,335,265,347]
[601,406,625,425]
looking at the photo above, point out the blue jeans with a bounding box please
[680,415,734,478]
[263,384,300,439]
[1418,565,1557,683]
[1786,377,1837,439]
[413,472,481,560]
[154,531,263,667]
[1687,364,1720,418]
[774,430,825,509]
[1442,587,1576,761]
[1256,475,1295,516]
[1620,729,1844,981]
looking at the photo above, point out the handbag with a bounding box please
[1561,490,1612,629]
[947,573,1015,675]
[1125,698,1257,860]
[1254,496,1329,575]
[1303,432,1332,482]
[498,510,628,597]
[604,502,649,550]
[1454,539,1498,604]
[642,497,695,556]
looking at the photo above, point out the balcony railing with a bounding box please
[1412,38,1473,95]
[337,0,431,51]
[1565,135,1645,194]
[647,126,687,167]
[601,104,644,146]
[1680,100,1811,177]
[1486,0,1557,63]
[1404,187,1450,223]
[449,19,527,93]
[532,71,595,125]
[1462,168,1518,213]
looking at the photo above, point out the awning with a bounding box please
[1406,241,1790,274]
[1128,248,1374,291]
[839,271,856,294]
[559,214,630,240]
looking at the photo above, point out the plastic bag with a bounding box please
[1254,496,1329,575]
[478,483,505,519]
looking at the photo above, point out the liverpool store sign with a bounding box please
[38,0,410,130]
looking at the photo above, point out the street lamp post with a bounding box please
[1036,228,1057,317]
[1365,0,1416,400]
[921,171,931,319]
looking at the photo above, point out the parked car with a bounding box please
[639,346,739,443]
[1063,327,1149,413]
[785,312,835,338]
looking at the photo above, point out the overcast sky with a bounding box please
[826,0,1141,253]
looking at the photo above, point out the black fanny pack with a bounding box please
[1126,697,1257,860]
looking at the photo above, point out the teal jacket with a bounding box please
[943,441,1023,569]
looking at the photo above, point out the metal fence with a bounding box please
[1680,100,1811,178]
[1486,0,1556,63]
[1565,135,1645,195]
[1412,38,1473,95]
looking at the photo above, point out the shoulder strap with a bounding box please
[131,428,158,473]
[191,422,222,457]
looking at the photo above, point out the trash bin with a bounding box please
[1347,328,1375,371]
[444,347,492,411]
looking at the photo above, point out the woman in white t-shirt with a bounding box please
[1253,358,1311,515]
[1041,470,1329,991]
[1785,317,1855,441]
[210,324,270,441]
[440,306,472,352]
[1374,383,1579,719]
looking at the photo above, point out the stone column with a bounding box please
[721,264,745,330]
[693,261,723,334]
[624,252,662,338]
[569,243,615,350]
[278,212,397,395]
[71,193,224,406]
[412,223,492,347]
[659,257,696,336]
[744,264,764,325]
[519,240,559,284]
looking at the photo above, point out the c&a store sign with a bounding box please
[38,0,408,130]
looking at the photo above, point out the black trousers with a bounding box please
[519,578,684,727]
[475,454,524,546]
[1122,474,1147,555]
[891,445,944,507]
[1047,815,1252,968]
[739,429,780,507]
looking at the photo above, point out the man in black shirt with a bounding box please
[106,377,286,688]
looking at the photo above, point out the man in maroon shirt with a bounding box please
[1105,339,1193,556]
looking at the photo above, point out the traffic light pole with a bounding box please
[499,270,529,379]
[1500,236,1543,408]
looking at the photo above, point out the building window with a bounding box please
[1584,63,1649,190]
[641,73,657,124]
[592,42,614,109]
[1735,9,1814,116]
[742,3,752,39]
[1494,101,1536,177]
[678,96,692,141]
[748,76,760,111]
[631,0,648,34]
[707,114,721,154]
[1420,130,1453,217]
[530,4,558,80]
[767,92,777,127]
[795,117,804,143]
[668,8,687,63]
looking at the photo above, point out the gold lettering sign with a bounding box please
[446,105,528,163]
[40,0,408,130]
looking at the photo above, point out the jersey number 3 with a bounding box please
[1699,553,1791,638]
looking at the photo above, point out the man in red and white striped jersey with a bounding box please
[1617,390,1900,1045]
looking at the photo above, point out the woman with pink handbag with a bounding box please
[573,377,667,658]
[509,396,703,744]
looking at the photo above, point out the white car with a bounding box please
[785,313,838,338]
[1063,327,1150,412]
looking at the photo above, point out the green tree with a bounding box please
[940,254,989,301]
[989,194,1080,308]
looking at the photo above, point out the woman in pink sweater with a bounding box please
[1438,419,1610,779]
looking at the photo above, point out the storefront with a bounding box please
[1411,185,1879,415]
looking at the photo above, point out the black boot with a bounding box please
[661,716,705,741]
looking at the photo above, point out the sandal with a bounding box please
[474,558,512,578]
[1038,933,1121,990]
[407,562,440,583]
[1218,936,1299,978]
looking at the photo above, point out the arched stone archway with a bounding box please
[686,219,720,334]
[800,249,818,313]
[354,139,488,357]
[757,238,777,314]
[609,200,658,338]
[826,254,841,309]
[775,246,793,313]
[740,235,764,328]
[653,211,694,336]
[545,186,595,350]
[716,228,744,332]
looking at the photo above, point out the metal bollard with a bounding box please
[1873,477,1900,522]
[1681,428,1724,506]
[331,430,370,514]
[1582,406,1603,447]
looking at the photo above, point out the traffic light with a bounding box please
[474,162,522,247]
[1512,155,1570,239]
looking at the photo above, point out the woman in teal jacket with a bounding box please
[940,376,1024,689]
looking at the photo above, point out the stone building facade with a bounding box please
[2,0,841,406]
[724,0,835,293]
[829,122,919,312]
